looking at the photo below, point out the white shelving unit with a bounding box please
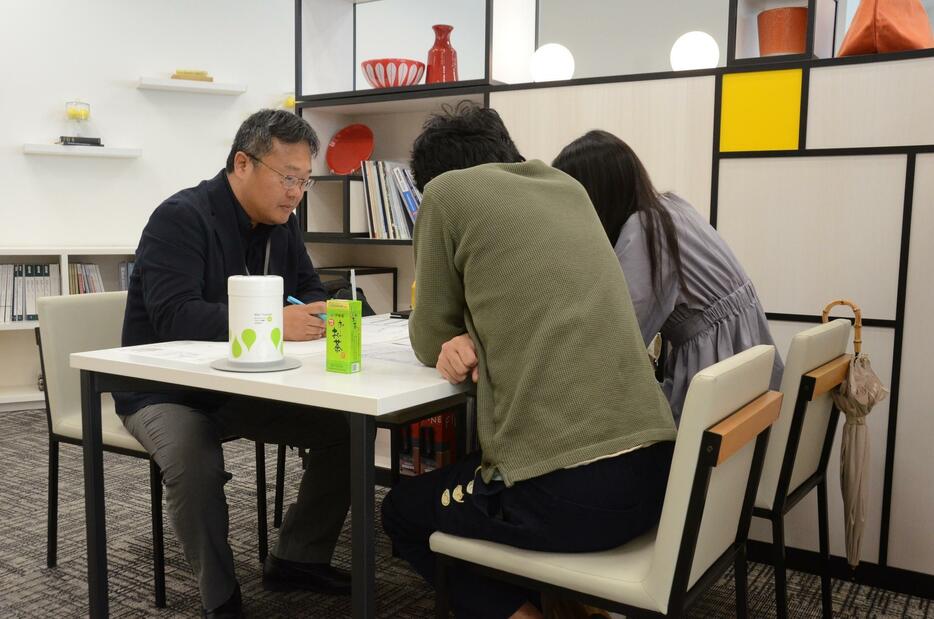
[137,76,247,95]
[0,386,43,407]
[0,321,39,332]
[23,144,141,159]
[0,246,135,411]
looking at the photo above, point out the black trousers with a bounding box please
[381,441,674,619]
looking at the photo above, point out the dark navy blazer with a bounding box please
[115,170,326,415]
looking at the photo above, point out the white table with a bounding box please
[71,316,469,618]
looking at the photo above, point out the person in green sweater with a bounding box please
[381,102,677,619]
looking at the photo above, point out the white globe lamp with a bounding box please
[529,43,575,82]
[670,31,720,71]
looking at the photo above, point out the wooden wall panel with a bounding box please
[490,76,715,220]
[888,154,934,574]
[718,155,905,319]
[807,57,934,149]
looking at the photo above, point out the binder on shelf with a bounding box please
[0,264,11,323]
[359,160,419,240]
[392,166,420,225]
[13,264,23,320]
[49,263,61,297]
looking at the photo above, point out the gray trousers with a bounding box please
[121,397,350,609]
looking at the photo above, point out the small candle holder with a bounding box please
[61,101,102,146]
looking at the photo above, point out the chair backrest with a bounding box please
[645,345,776,609]
[755,319,850,509]
[37,292,127,435]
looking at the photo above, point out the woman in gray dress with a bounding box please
[553,130,782,424]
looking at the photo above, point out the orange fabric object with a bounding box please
[838,0,934,56]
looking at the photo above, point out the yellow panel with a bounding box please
[720,69,802,152]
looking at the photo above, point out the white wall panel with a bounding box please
[490,76,715,220]
[718,156,905,319]
[808,57,934,149]
[888,154,934,575]
[1,0,296,249]
[750,321,894,564]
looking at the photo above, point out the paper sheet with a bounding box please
[128,341,226,366]
[364,338,425,367]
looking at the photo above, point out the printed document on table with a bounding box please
[128,341,227,366]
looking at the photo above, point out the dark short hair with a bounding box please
[409,101,524,192]
[225,109,319,172]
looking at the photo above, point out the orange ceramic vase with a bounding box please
[426,24,458,84]
[757,7,809,56]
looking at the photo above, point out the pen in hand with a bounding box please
[286,296,327,321]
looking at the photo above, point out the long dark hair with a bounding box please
[552,130,685,294]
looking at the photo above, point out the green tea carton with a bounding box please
[325,299,362,373]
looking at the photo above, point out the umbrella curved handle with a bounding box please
[822,298,862,355]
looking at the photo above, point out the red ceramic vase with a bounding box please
[426,24,458,84]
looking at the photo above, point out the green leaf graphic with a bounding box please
[231,338,242,359]
[271,327,282,349]
[241,328,256,350]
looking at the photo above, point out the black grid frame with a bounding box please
[293,0,934,596]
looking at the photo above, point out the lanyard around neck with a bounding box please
[244,235,272,276]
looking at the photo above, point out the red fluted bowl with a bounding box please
[361,58,425,89]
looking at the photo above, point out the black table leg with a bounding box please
[81,370,108,618]
[350,413,376,619]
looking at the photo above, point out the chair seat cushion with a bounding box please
[429,528,664,612]
[54,396,146,454]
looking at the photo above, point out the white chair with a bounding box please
[430,345,781,618]
[37,291,271,609]
[752,319,851,619]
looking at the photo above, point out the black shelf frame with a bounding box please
[304,233,412,246]
[727,0,839,67]
[295,0,496,103]
[294,0,934,593]
[303,175,365,237]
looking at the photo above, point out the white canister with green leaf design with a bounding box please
[227,275,284,365]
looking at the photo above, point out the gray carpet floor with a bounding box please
[0,407,931,618]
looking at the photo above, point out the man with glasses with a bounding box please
[117,109,350,618]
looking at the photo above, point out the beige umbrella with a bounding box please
[822,300,889,567]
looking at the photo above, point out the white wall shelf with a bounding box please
[0,321,39,332]
[0,247,135,256]
[23,144,141,159]
[0,385,43,406]
[137,76,247,95]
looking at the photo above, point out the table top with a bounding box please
[70,315,467,416]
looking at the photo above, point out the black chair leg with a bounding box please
[47,438,59,569]
[818,479,833,618]
[735,543,749,619]
[274,444,286,528]
[256,442,268,563]
[772,515,788,619]
[435,555,451,619]
[149,460,166,608]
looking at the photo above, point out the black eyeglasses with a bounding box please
[246,153,315,191]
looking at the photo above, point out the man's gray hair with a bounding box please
[225,109,319,172]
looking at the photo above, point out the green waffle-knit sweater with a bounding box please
[409,160,676,486]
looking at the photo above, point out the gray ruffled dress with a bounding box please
[614,193,783,424]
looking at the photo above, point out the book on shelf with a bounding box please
[69,263,105,294]
[14,264,23,321]
[0,264,12,323]
[396,410,459,476]
[0,263,59,324]
[358,160,421,240]
[118,261,136,291]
